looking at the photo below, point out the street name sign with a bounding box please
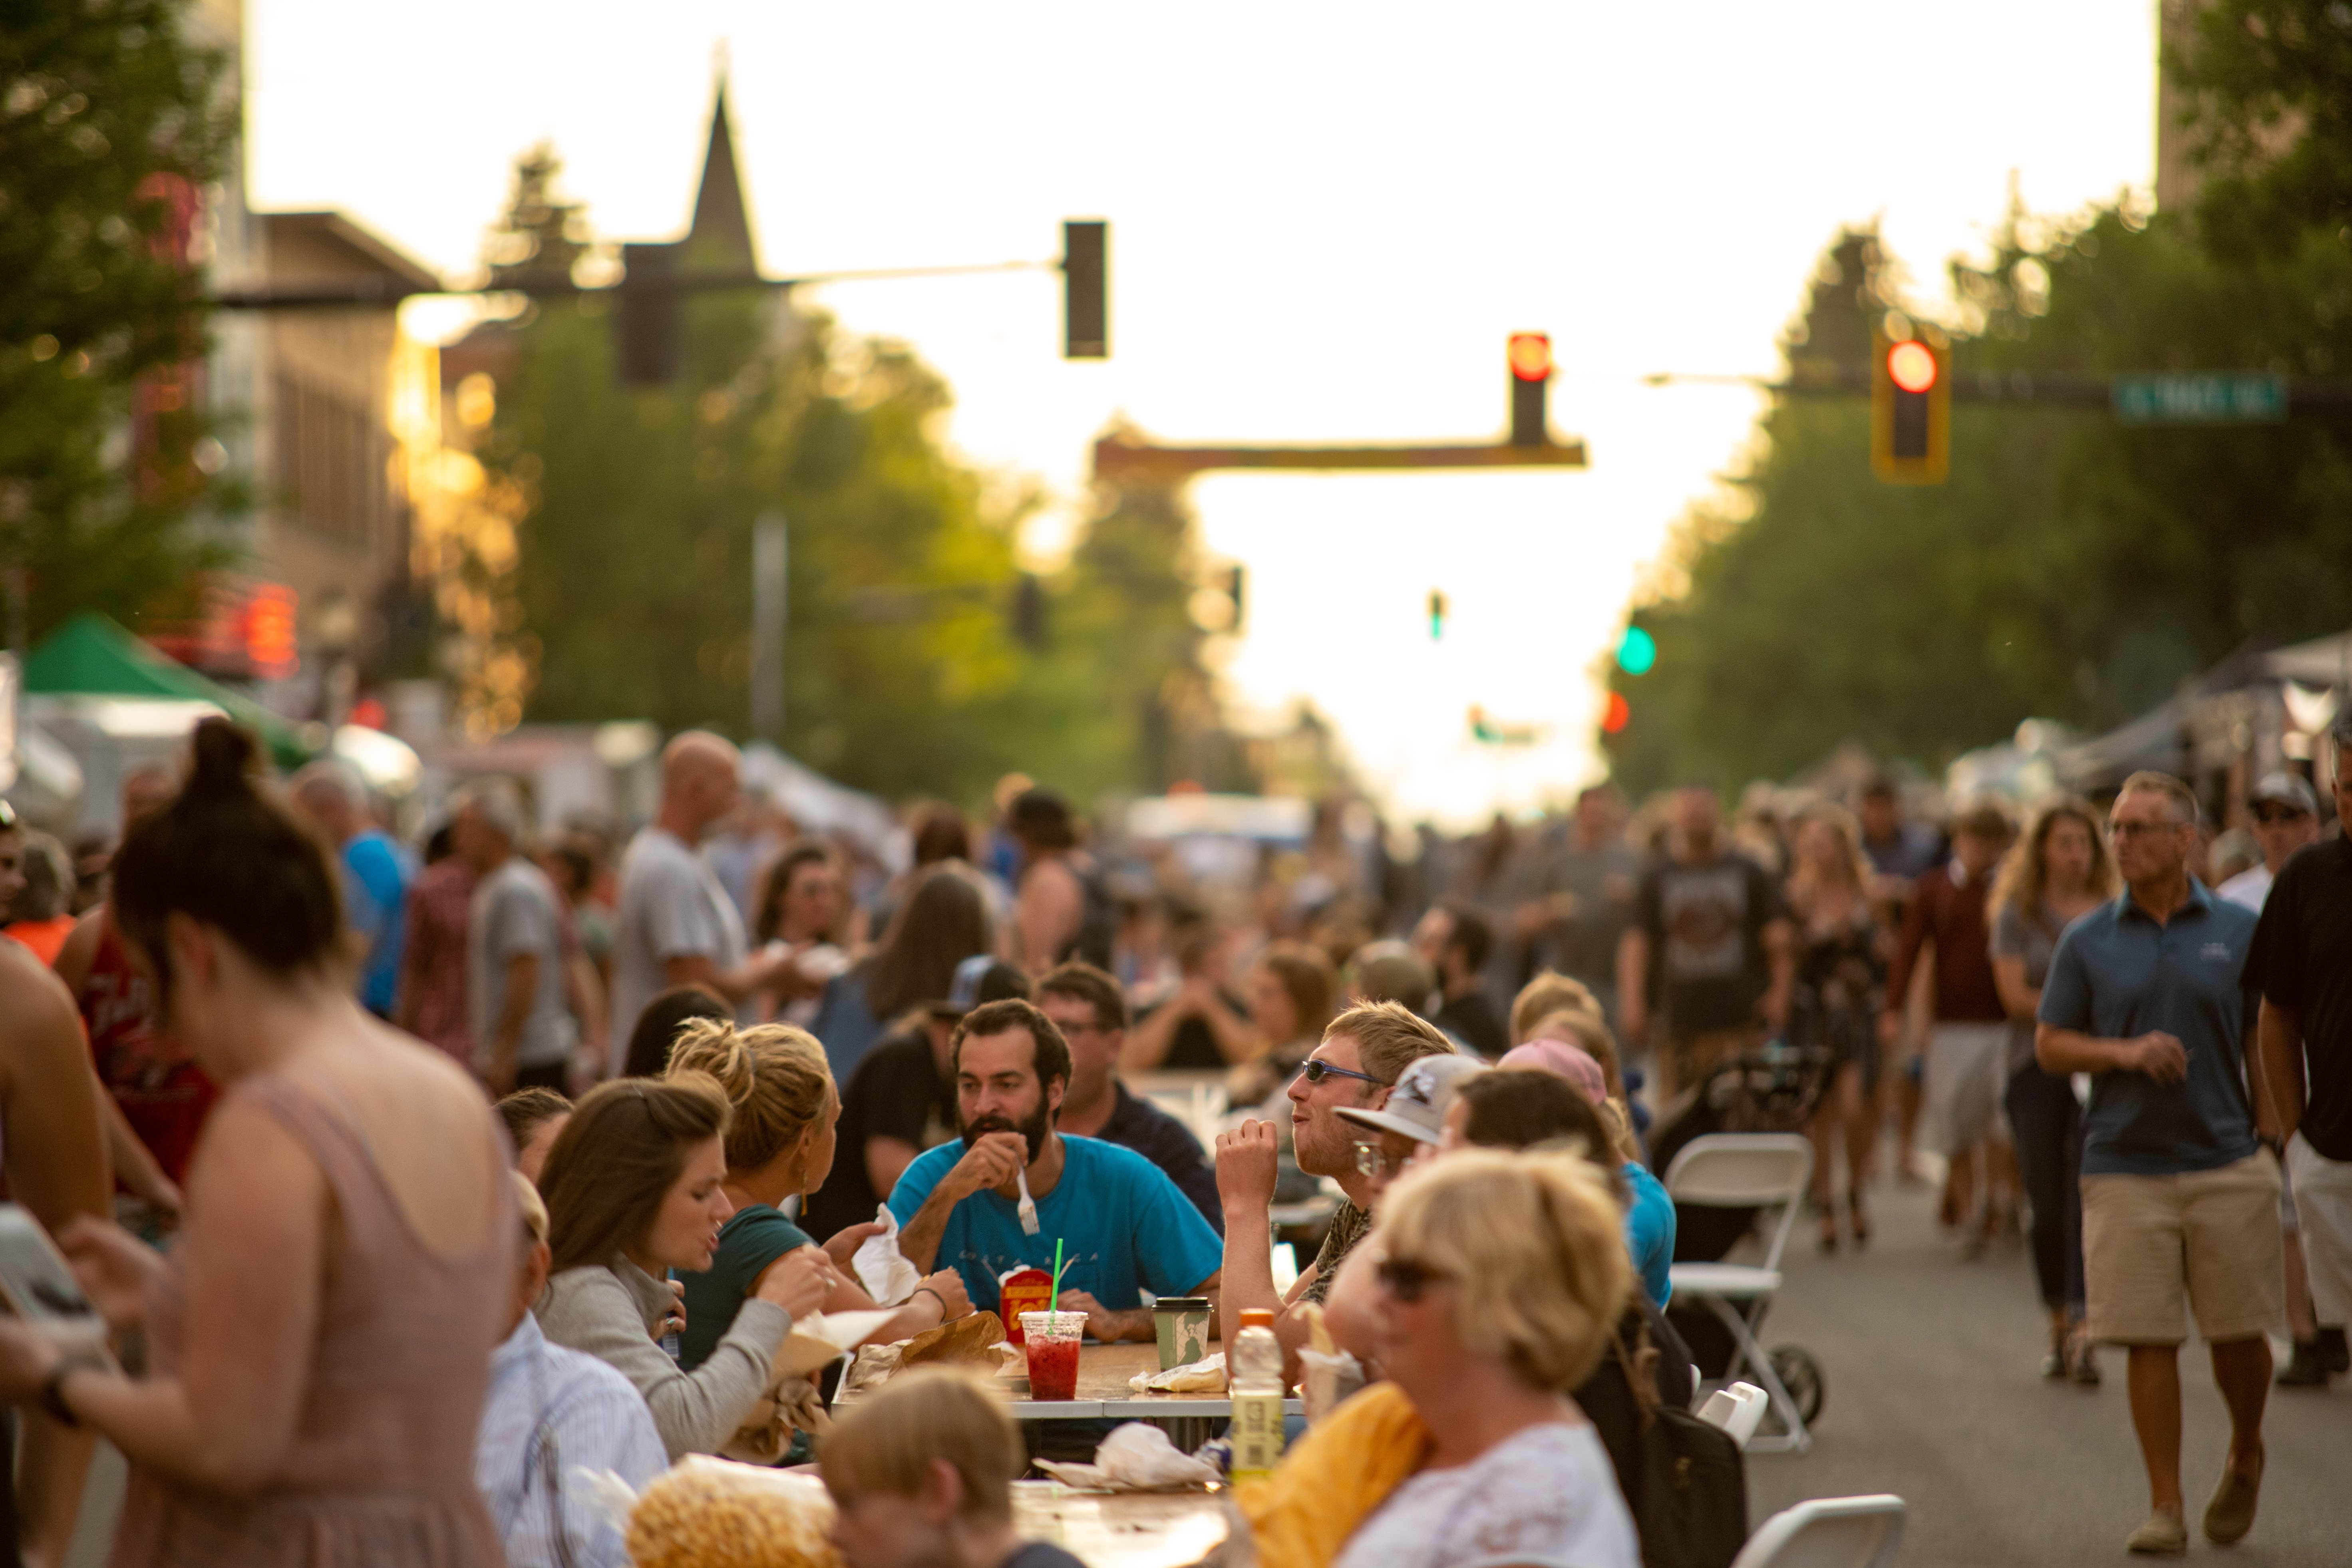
[2111,373,2286,424]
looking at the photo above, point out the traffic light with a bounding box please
[1063,221,1107,358]
[1600,691,1631,735]
[1615,624,1656,676]
[1508,332,1551,447]
[616,242,683,385]
[1871,330,1949,483]
[1428,589,1447,640]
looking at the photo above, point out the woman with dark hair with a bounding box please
[535,1075,842,1461]
[750,842,849,1028]
[811,864,991,1082]
[621,982,733,1078]
[0,718,513,1567]
[1990,794,2118,1385]
[494,1086,572,1181]
[1784,805,1889,1251]
[1225,941,1338,1106]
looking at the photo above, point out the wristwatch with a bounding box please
[38,1351,106,1428]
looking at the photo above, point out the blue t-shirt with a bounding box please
[344,829,412,1014]
[2037,882,2261,1177]
[886,1135,1224,1316]
[1622,1162,1675,1308]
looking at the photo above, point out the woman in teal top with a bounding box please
[666,1019,973,1373]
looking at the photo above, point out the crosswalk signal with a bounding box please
[1508,333,1551,447]
[1063,221,1107,358]
[1871,330,1949,483]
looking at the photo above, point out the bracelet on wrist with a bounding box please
[911,1285,946,1316]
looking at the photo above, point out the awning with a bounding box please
[22,613,314,770]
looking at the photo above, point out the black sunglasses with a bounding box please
[1296,1059,1384,1089]
[1374,1254,1449,1304]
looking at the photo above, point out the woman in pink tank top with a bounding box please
[0,720,514,1567]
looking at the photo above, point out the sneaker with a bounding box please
[2125,1508,2187,1556]
[2068,1333,2102,1387]
[2203,1449,2263,1544]
[2276,1339,2333,1387]
[2322,1326,2350,1375]
[2040,1347,2066,1379]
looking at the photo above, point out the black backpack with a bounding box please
[1607,1322,1749,1568]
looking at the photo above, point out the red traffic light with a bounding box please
[1887,340,1937,395]
[1508,332,1553,382]
[1600,691,1631,734]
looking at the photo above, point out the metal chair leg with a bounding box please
[1703,1295,1811,1453]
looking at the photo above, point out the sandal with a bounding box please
[1847,1196,1871,1248]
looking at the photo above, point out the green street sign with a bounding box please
[2111,372,2286,423]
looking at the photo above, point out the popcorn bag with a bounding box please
[587,1455,844,1568]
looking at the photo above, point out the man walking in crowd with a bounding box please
[1884,800,2018,1246]
[2246,728,2352,1391]
[608,731,804,1067]
[1617,782,1793,1101]
[889,998,1223,1341]
[1859,775,1946,1183]
[1034,961,1223,1230]
[1007,788,1113,975]
[2220,773,2319,912]
[805,958,1028,1238]
[397,819,478,1067]
[456,779,575,1095]
[2038,771,2277,1555]
[1518,783,1642,1035]
[1411,899,1507,1058]
[292,760,412,1018]
[1213,1000,1457,1375]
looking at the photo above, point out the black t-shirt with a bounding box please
[803,1027,955,1239]
[1138,987,1251,1071]
[1433,989,1508,1060]
[1098,1081,1225,1234]
[1633,852,1786,1035]
[2245,837,2352,1160]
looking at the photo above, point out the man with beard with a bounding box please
[1213,1001,1458,1380]
[889,998,1223,1342]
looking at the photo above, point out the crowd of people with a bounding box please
[0,709,2344,1566]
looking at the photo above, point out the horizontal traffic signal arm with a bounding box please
[1093,435,1588,480]
[1654,364,2352,411]
[207,259,1056,310]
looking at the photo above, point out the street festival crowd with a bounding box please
[0,715,2345,1566]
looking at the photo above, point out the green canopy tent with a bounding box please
[23,613,317,771]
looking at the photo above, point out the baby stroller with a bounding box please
[1650,1043,1833,1443]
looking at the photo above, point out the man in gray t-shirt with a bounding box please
[608,732,799,1075]
[457,780,575,1093]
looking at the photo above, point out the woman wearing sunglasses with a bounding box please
[1240,1149,1640,1568]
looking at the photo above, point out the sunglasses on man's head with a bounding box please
[1373,1254,1449,1303]
[1296,1059,1384,1089]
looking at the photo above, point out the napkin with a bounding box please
[1129,1351,1226,1393]
[852,1205,920,1306]
[1034,1422,1221,1491]
[771,1309,900,1377]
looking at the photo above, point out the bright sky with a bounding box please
[246,0,2158,827]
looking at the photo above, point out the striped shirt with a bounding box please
[475,1313,665,1568]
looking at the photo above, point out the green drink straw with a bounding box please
[1050,1238,1067,1319]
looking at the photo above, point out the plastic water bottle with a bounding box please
[1229,1308,1286,1481]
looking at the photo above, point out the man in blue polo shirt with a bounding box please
[2038,771,2279,1557]
[890,998,1223,1341]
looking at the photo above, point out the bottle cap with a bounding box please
[1240,1308,1275,1330]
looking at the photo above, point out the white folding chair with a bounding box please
[1696,1379,1771,1448]
[1728,1494,1905,1568]
[1664,1133,1815,1452]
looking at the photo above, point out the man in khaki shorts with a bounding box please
[2038,772,2279,1556]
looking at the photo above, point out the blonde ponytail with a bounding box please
[666,1018,834,1175]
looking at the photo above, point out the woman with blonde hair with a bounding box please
[665,1018,972,1380]
[1245,1150,1639,1568]
[1989,794,2117,1385]
[1785,803,1888,1250]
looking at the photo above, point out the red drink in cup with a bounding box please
[1020,1310,1084,1400]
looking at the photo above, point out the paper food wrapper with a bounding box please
[1129,1351,1226,1394]
[900,1310,1007,1367]
[1034,1421,1221,1492]
[852,1206,920,1307]
[772,1308,901,1377]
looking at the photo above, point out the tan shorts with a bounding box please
[2082,1152,2284,1345]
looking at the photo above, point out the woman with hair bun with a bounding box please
[0,717,515,1567]
[666,1018,971,1376]
[534,1072,844,1461]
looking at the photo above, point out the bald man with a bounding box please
[606,732,801,1073]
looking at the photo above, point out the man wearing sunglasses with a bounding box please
[2219,773,2318,914]
[1212,1001,1456,1382]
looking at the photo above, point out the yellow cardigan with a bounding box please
[1233,1383,1431,1568]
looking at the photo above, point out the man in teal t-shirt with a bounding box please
[889,999,1223,1340]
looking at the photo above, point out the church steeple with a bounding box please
[685,79,757,268]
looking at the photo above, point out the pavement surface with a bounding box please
[1737,1163,2350,1567]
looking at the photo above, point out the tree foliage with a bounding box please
[2171,0,2352,260]
[0,0,236,640]
[483,156,1241,805]
[1604,202,2352,794]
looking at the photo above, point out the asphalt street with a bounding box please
[1738,1164,2350,1567]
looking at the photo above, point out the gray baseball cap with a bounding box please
[2251,772,2318,816]
[1335,1054,1488,1145]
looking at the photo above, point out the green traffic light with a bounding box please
[1615,625,1656,675]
